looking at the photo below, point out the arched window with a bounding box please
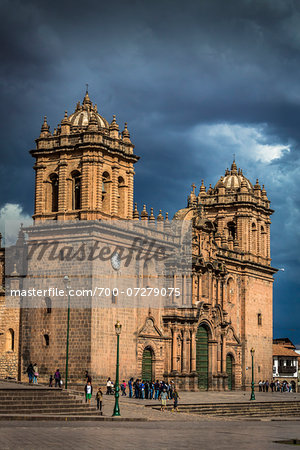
[6,328,14,352]
[227,222,236,240]
[50,174,59,212]
[44,334,50,346]
[251,223,257,254]
[117,176,126,217]
[102,171,111,214]
[227,278,234,303]
[72,171,81,210]
[45,297,52,314]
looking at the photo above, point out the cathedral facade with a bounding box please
[0,92,277,390]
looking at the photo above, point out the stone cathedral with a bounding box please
[0,91,277,390]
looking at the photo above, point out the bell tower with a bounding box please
[196,160,272,266]
[31,90,139,222]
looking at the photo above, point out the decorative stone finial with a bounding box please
[141,204,148,220]
[200,180,206,193]
[157,210,164,221]
[41,116,50,133]
[149,207,155,223]
[122,122,131,142]
[133,203,139,220]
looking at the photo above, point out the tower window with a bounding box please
[44,334,50,346]
[45,297,52,314]
[227,222,236,240]
[112,292,117,304]
[72,171,81,210]
[258,313,262,326]
[6,328,14,352]
[50,174,59,212]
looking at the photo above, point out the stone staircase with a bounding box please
[0,388,105,421]
[149,401,300,418]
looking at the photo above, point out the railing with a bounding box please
[278,366,297,374]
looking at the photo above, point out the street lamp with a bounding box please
[250,348,255,401]
[112,320,122,417]
[63,275,71,390]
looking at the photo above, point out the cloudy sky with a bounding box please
[1,0,299,344]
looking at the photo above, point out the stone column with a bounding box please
[172,326,178,372]
[111,164,119,216]
[33,163,46,217]
[58,158,68,214]
[81,156,90,211]
[127,168,134,219]
[190,328,197,373]
[96,157,103,211]
[182,327,188,373]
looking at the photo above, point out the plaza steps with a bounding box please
[149,400,300,417]
[0,388,104,421]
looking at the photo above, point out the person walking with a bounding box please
[159,389,168,412]
[32,363,39,384]
[128,378,133,398]
[121,380,127,396]
[106,377,112,395]
[85,381,93,405]
[95,387,103,414]
[49,374,53,387]
[26,363,34,384]
[54,369,61,388]
[154,380,160,400]
[172,387,180,412]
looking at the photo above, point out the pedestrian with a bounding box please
[265,380,269,392]
[95,387,103,414]
[145,381,149,399]
[154,380,160,400]
[262,380,265,392]
[54,369,61,388]
[149,381,154,400]
[85,370,92,383]
[26,363,34,384]
[106,377,112,395]
[159,389,168,412]
[172,387,180,412]
[33,363,39,384]
[128,377,133,398]
[49,374,53,387]
[85,381,93,405]
[258,380,262,392]
[121,380,127,396]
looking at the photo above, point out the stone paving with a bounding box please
[0,419,300,449]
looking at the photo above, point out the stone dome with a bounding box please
[215,161,253,191]
[68,91,109,130]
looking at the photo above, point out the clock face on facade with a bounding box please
[111,252,121,270]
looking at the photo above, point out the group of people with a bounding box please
[26,363,39,384]
[49,369,63,388]
[116,378,180,411]
[258,379,295,392]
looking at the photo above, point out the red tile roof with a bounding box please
[273,344,299,357]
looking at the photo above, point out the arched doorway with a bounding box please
[142,347,153,381]
[196,325,209,390]
[226,354,234,390]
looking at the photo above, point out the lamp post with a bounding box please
[64,275,71,390]
[112,320,122,417]
[250,348,255,401]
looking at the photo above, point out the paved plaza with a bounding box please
[0,419,300,450]
[1,382,300,448]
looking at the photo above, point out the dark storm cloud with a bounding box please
[1,0,300,342]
